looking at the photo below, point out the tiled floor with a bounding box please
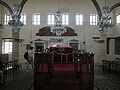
[94,70,120,90]
[0,63,120,90]
[0,63,34,90]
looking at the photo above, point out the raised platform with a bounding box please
[34,71,94,90]
[34,52,94,90]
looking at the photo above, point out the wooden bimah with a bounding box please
[34,49,94,90]
[50,46,74,63]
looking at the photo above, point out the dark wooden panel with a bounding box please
[0,54,9,63]
[36,26,77,36]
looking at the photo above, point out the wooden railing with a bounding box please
[2,60,22,71]
[75,53,94,72]
[34,52,94,73]
[34,52,94,90]
[34,52,53,72]
[53,51,75,63]
[1,60,22,82]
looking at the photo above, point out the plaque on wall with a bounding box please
[50,38,63,43]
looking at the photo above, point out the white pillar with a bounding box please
[12,31,19,60]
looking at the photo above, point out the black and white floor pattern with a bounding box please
[0,64,120,90]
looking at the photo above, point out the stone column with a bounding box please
[8,4,23,61]
[0,0,27,61]
[12,31,19,60]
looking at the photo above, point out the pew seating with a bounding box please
[2,60,22,82]
[100,59,120,75]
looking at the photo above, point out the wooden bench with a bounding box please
[3,60,22,72]
[1,60,22,82]
[99,60,120,75]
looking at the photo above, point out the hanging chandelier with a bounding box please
[98,5,113,34]
[50,9,67,36]
[8,4,24,32]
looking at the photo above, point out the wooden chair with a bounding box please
[100,60,109,72]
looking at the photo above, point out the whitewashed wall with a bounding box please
[0,0,119,64]
[107,7,120,61]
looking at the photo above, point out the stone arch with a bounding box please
[91,0,102,20]
[91,0,120,20]
[0,0,27,15]
[19,0,27,15]
[0,1,12,13]
[110,2,120,12]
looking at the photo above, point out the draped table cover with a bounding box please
[50,46,74,63]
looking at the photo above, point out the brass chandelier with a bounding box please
[50,9,67,36]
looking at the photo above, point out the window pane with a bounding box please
[62,15,65,25]
[48,14,54,25]
[62,14,69,25]
[32,13,40,25]
[116,14,120,24]
[66,15,69,25]
[76,14,83,25]
[90,14,97,25]
[20,13,26,25]
[2,39,12,54]
[4,14,11,25]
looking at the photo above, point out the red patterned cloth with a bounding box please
[50,46,74,62]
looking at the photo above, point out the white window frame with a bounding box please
[4,14,11,25]
[62,13,69,25]
[32,13,40,25]
[76,14,83,25]
[2,39,12,54]
[20,13,26,25]
[116,14,120,24]
[90,14,97,25]
[48,13,54,25]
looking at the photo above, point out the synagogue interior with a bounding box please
[0,0,120,90]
